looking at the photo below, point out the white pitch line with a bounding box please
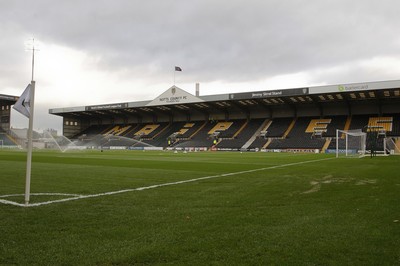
[0,157,334,208]
[0,192,82,198]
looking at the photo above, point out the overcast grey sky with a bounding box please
[1,0,400,132]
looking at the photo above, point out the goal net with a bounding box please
[336,129,366,158]
[386,137,400,155]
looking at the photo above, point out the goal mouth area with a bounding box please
[336,130,399,157]
[335,129,366,158]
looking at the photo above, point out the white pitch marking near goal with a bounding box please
[0,157,334,208]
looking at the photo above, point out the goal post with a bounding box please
[386,137,400,155]
[336,129,366,158]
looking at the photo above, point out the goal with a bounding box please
[336,129,366,158]
[386,137,400,155]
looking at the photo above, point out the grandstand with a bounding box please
[47,80,400,153]
[0,94,18,147]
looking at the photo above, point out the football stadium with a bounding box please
[2,79,400,154]
[47,80,399,154]
[1,80,400,264]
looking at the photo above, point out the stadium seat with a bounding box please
[135,124,160,137]
[367,117,393,132]
[104,125,132,136]
[208,122,233,135]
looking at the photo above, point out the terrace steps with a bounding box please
[283,118,297,138]
[321,138,332,152]
[263,138,272,149]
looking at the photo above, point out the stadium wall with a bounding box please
[296,105,320,117]
[271,106,295,118]
[250,110,270,119]
[322,103,348,116]
[382,103,400,114]
[351,103,379,115]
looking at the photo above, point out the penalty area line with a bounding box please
[0,157,334,208]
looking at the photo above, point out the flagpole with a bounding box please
[24,38,36,205]
[31,38,35,81]
[173,66,182,85]
[25,80,35,205]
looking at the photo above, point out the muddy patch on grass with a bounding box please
[302,182,321,194]
[301,175,371,194]
[356,179,377,185]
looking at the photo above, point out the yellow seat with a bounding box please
[208,122,233,134]
[368,117,393,132]
[103,125,131,136]
[135,124,160,136]
[305,119,332,133]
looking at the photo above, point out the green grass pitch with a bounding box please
[0,149,399,265]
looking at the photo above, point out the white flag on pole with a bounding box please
[13,84,31,118]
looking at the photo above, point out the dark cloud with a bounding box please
[2,0,400,131]
[2,0,400,84]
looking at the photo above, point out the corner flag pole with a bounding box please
[25,80,35,205]
[25,38,37,205]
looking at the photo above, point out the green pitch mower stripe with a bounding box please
[0,157,334,208]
